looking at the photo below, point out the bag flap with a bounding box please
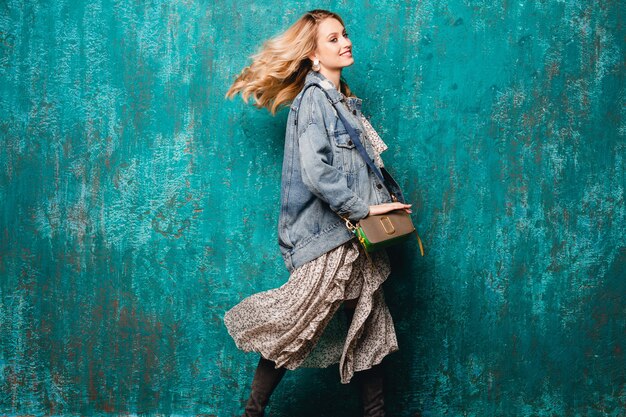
[358,210,415,244]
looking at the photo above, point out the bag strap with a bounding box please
[295,83,398,201]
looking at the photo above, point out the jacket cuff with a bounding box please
[338,195,370,222]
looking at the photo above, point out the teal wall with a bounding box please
[1,1,624,416]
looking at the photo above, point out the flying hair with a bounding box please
[225,9,354,115]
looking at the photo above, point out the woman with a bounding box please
[223,9,412,417]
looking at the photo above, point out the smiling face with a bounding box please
[310,17,354,73]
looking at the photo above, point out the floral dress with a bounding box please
[223,114,397,384]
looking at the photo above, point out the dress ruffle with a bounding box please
[223,240,398,384]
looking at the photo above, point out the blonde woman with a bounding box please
[224,9,412,417]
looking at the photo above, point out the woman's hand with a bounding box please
[367,202,412,216]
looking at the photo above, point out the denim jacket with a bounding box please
[277,70,406,272]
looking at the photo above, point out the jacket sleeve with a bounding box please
[298,119,370,222]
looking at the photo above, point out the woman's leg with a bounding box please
[343,300,386,417]
[241,355,287,417]
[344,297,359,310]
[357,363,385,417]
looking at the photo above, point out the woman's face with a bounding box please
[312,17,353,71]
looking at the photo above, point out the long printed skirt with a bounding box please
[223,239,398,384]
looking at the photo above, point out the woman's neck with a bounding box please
[318,68,341,92]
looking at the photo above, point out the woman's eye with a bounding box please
[344,32,349,38]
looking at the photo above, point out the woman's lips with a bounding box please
[341,50,352,57]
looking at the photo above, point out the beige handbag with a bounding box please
[341,201,425,262]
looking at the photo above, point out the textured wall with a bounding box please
[1,0,624,416]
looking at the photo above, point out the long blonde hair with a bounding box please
[225,9,354,115]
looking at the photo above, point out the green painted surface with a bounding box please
[0,1,624,416]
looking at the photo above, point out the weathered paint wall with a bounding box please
[0,0,624,415]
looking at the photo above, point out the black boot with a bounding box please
[241,355,287,417]
[345,307,386,417]
[359,363,385,417]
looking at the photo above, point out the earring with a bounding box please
[312,58,320,71]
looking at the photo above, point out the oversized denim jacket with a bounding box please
[278,70,406,272]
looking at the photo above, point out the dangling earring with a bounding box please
[312,58,320,72]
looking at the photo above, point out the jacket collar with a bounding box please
[304,70,362,111]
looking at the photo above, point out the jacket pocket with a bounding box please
[332,130,366,173]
